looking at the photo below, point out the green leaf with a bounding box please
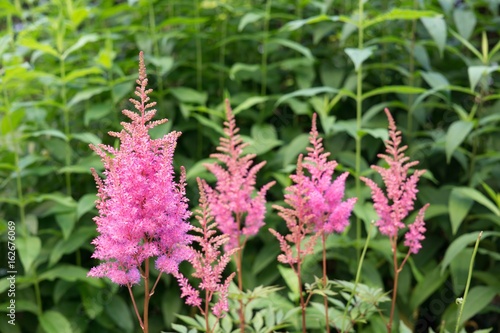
[64,67,101,83]
[458,286,498,326]
[421,16,447,56]
[268,38,314,60]
[345,47,375,71]
[441,231,500,273]
[410,266,449,310]
[364,9,439,28]
[68,87,109,108]
[449,248,472,295]
[229,62,260,81]
[106,295,134,332]
[362,86,426,100]
[49,227,96,267]
[30,129,68,141]
[421,71,450,90]
[238,12,264,31]
[148,56,174,76]
[445,120,474,164]
[39,310,73,333]
[276,87,341,106]
[77,194,97,220]
[449,187,474,234]
[453,8,476,41]
[71,132,102,145]
[452,187,500,216]
[278,265,299,301]
[281,133,310,167]
[232,96,269,115]
[19,37,59,58]
[468,65,498,91]
[17,236,42,273]
[62,34,99,59]
[243,124,282,156]
[39,264,90,282]
[55,211,77,240]
[170,87,207,105]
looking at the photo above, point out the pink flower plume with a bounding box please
[177,178,236,318]
[361,109,429,253]
[88,51,192,285]
[204,99,275,251]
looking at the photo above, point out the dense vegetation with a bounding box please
[1,0,499,332]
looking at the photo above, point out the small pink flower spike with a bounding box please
[176,178,236,318]
[302,113,356,234]
[204,99,275,251]
[88,51,192,285]
[361,108,429,253]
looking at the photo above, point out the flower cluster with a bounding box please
[204,99,275,251]
[302,113,357,234]
[360,109,429,253]
[176,178,236,318]
[271,114,356,264]
[88,52,192,285]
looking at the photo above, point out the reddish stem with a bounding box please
[322,233,330,333]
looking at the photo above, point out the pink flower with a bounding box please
[88,52,192,285]
[270,156,321,265]
[271,113,356,263]
[302,113,356,234]
[177,178,236,318]
[361,109,429,253]
[404,204,429,254]
[204,99,275,251]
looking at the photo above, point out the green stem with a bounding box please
[322,233,330,333]
[193,0,202,91]
[341,224,372,333]
[261,0,272,96]
[149,0,164,98]
[354,0,365,261]
[60,58,72,196]
[454,231,483,333]
[407,0,418,139]
[33,273,43,315]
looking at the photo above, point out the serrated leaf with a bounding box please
[445,120,474,163]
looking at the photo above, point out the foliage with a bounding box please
[1,0,499,332]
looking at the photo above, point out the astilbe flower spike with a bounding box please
[88,52,192,333]
[360,108,428,251]
[270,114,356,333]
[360,108,429,333]
[176,178,236,332]
[204,99,275,332]
[302,113,357,234]
[204,99,275,252]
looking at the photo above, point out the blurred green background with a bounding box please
[1,0,499,332]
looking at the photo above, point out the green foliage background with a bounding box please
[1,0,499,332]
